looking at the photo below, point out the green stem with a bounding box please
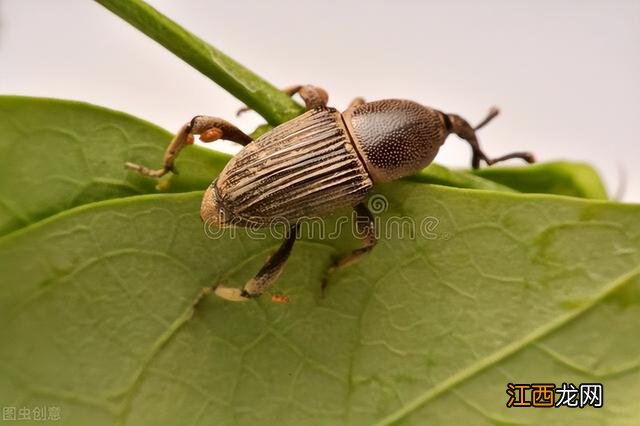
[94,0,304,125]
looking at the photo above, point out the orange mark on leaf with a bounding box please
[271,294,290,304]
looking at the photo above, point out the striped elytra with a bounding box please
[206,108,373,226]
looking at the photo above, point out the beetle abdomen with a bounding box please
[215,108,373,226]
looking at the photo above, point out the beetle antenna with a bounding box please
[448,108,534,169]
[474,107,500,131]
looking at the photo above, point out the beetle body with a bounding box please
[202,100,448,227]
[127,84,533,301]
[202,107,371,227]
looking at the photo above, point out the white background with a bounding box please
[2,0,639,201]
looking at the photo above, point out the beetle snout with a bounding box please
[200,183,231,228]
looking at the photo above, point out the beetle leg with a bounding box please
[296,85,329,109]
[322,202,378,291]
[447,108,535,169]
[125,116,252,178]
[237,84,328,116]
[214,225,299,302]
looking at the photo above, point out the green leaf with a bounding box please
[410,163,515,192]
[94,0,305,126]
[471,161,609,199]
[0,96,516,237]
[1,183,638,425]
[0,96,227,237]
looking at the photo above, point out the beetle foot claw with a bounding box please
[125,162,170,178]
[214,285,251,302]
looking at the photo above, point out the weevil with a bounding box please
[126,85,534,302]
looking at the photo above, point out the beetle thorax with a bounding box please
[342,99,449,182]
